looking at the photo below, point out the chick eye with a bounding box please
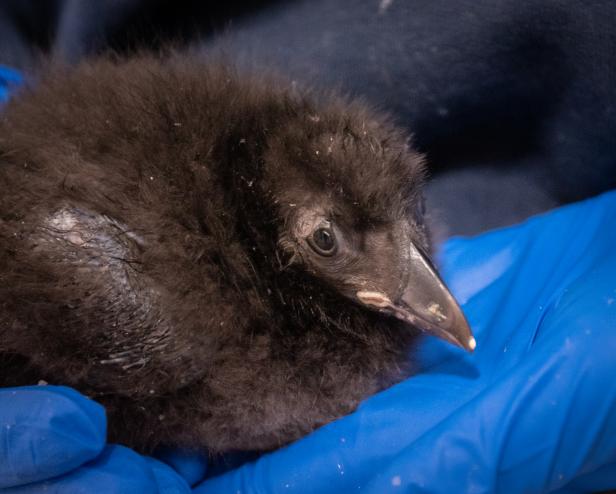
[309,227,337,256]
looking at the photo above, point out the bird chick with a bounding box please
[0,54,473,453]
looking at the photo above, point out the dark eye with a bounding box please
[309,227,337,256]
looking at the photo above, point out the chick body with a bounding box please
[0,54,430,453]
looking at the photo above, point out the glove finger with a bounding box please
[0,386,106,488]
[153,448,208,487]
[145,456,193,494]
[1,445,190,494]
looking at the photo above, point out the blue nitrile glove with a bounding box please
[196,190,616,494]
[0,65,23,103]
[0,386,206,493]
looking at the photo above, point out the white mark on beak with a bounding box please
[356,290,392,308]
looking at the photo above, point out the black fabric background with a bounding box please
[1,0,613,239]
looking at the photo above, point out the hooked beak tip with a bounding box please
[468,336,477,352]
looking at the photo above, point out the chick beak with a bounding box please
[357,242,476,352]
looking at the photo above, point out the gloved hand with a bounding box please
[3,191,616,493]
[0,386,206,493]
[196,190,616,493]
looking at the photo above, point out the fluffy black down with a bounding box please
[0,53,427,453]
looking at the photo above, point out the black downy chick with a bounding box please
[0,53,473,453]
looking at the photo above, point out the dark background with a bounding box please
[1,0,614,241]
